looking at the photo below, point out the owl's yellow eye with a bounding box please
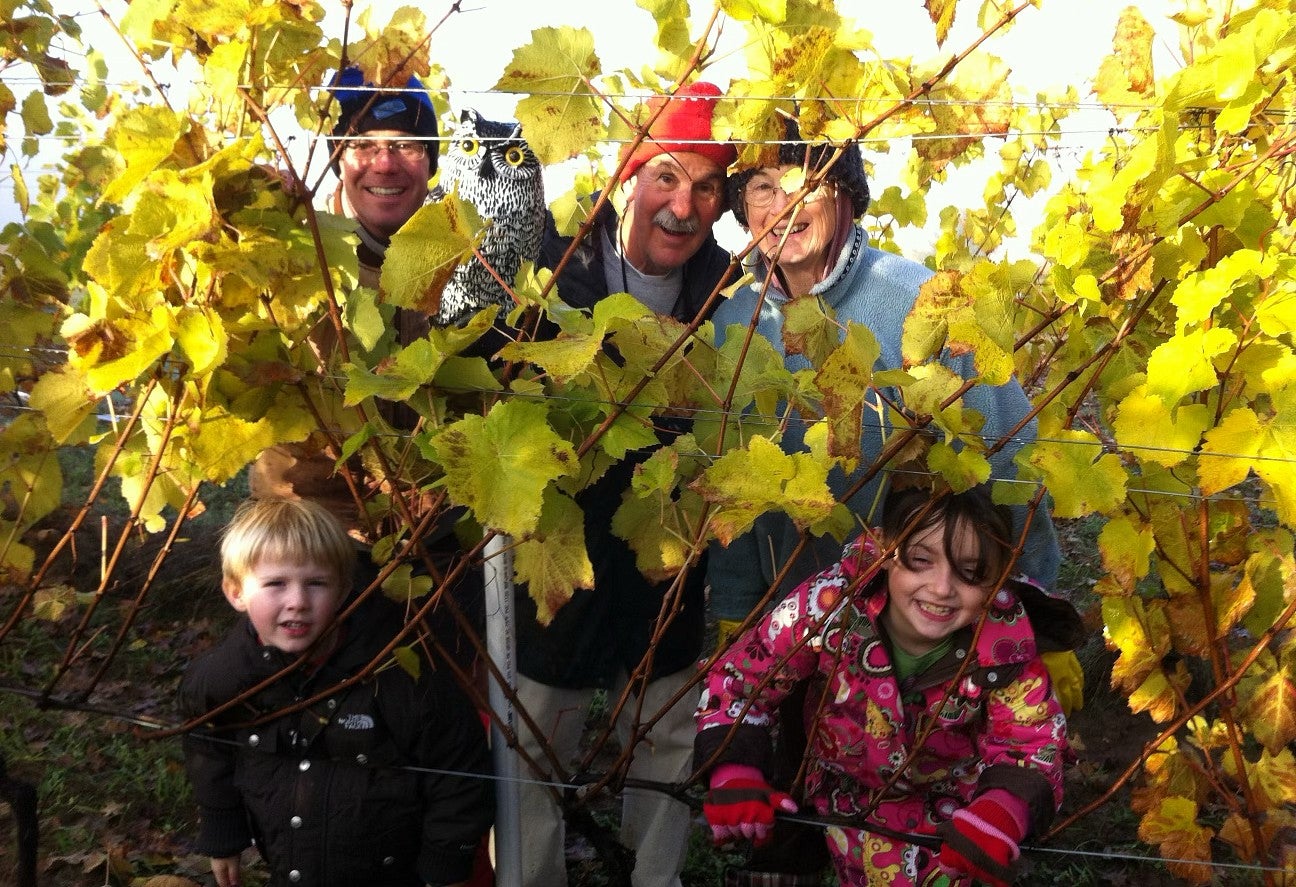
[505,146,526,167]
[460,139,479,155]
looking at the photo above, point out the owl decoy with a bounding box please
[431,109,546,327]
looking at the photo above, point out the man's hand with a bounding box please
[703,763,797,846]
[210,854,242,887]
[1041,650,1084,715]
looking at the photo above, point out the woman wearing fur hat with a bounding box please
[703,119,1066,885]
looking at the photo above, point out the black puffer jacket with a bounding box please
[515,200,735,687]
[178,594,493,887]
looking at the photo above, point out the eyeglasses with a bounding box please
[741,178,832,210]
[640,166,725,206]
[343,139,429,163]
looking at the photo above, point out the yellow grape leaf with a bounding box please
[924,0,957,46]
[637,0,693,73]
[817,323,879,469]
[175,307,227,378]
[1020,430,1127,518]
[102,106,184,205]
[613,462,708,582]
[1171,250,1269,329]
[721,0,787,22]
[494,27,603,166]
[190,405,311,484]
[919,52,1012,169]
[1245,669,1296,755]
[1098,514,1155,591]
[1111,388,1210,468]
[903,270,1012,385]
[1145,327,1238,406]
[1103,595,1170,691]
[927,441,990,493]
[1240,531,1295,637]
[1129,657,1189,723]
[513,488,594,625]
[0,524,36,583]
[783,294,841,368]
[381,564,434,602]
[1094,6,1156,107]
[28,366,99,445]
[1198,406,1261,495]
[65,307,175,396]
[20,91,52,136]
[391,645,421,681]
[32,584,78,622]
[1256,283,1296,337]
[383,198,482,318]
[1251,749,1296,809]
[429,400,578,538]
[343,339,445,406]
[693,435,836,546]
[0,414,62,528]
[1200,405,1296,524]
[1137,797,1215,886]
[351,6,431,84]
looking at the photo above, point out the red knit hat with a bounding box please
[618,81,738,182]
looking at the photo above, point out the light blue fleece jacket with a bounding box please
[708,225,1061,622]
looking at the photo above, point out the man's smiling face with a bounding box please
[338,128,431,238]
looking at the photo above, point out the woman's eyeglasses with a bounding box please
[343,139,429,163]
[741,178,832,210]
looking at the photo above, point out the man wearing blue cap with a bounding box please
[250,68,440,529]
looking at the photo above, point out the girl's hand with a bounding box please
[210,855,242,887]
[936,789,1028,887]
[703,762,797,846]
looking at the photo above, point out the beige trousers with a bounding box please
[514,666,700,887]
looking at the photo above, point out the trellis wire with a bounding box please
[1,681,1289,880]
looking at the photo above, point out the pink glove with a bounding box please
[702,763,798,846]
[936,789,1029,886]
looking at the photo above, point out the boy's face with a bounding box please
[223,558,346,654]
[880,519,991,656]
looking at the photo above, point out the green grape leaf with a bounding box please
[513,488,594,625]
[494,27,603,166]
[428,400,578,538]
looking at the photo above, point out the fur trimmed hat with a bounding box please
[727,118,869,227]
[618,81,738,183]
[328,67,438,174]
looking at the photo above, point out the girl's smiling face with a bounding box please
[879,518,994,656]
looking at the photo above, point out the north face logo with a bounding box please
[337,714,375,730]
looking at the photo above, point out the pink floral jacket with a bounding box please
[695,536,1073,884]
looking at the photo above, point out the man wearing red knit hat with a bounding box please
[512,80,737,887]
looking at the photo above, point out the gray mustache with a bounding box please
[652,208,699,235]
